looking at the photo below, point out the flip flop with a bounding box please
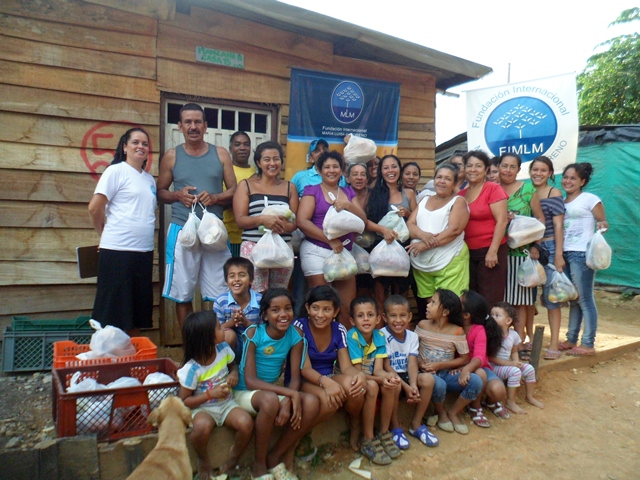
[565,346,595,356]
[558,342,576,351]
[522,342,533,352]
[409,424,439,447]
[544,349,562,360]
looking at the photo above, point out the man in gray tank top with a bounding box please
[157,103,237,328]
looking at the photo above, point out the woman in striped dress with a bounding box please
[233,141,298,292]
[498,153,544,359]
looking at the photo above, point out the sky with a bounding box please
[281,0,636,145]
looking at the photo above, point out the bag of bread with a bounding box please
[586,229,611,270]
[507,215,545,249]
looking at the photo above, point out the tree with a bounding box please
[578,8,640,125]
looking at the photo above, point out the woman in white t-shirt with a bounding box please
[88,128,157,335]
[559,162,608,356]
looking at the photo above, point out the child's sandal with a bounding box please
[468,407,491,428]
[377,431,402,459]
[269,463,298,480]
[483,401,510,419]
[360,437,392,465]
[391,428,410,450]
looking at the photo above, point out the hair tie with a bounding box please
[486,314,491,320]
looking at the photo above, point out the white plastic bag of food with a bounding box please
[355,231,376,249]
[378,206,410,243]
[343,134,377,164]
[351,243,371,274]
[67,371,112,434]
[507,215,545,249]
[144,373,177,410]
[177,203,201,249]
[323,205,365,240]
[517,254,547,288]
[262,199,296,223]
[197,204,229,251]
[586,229,611,270]
[323,242,358,282]
[546,266,579,303]
[250,230,294,269]
[369,240,411,278]
[77,320,136,360]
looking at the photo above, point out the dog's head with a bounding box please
[147,395,192,428]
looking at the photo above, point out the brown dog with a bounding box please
[126,395,193,480]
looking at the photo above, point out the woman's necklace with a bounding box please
[321,183,340,202]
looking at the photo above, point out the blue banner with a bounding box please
[286,68,400,179]
[288,68,400,145]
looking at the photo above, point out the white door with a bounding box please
[165,101,272,168]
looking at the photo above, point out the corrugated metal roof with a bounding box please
[189,0,492,90]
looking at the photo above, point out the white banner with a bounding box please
[466,73,578,178]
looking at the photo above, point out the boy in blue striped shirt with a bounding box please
[213,257,262,359]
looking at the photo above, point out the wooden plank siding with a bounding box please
[0,0,161,334]
[0,0,438,344]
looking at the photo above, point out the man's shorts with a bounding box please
[191,398,241,426]
[163,223,231,302]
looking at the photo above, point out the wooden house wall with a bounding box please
[0,0,162,341]
[0,0,436,343]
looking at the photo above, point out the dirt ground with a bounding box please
[1,290,639,479]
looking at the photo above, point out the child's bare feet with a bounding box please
[349,417,361,451]
[505,399,527,415]
[526,396,544,409]
[197,459,212,480]
[220,445,240,473]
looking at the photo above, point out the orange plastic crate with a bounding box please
[52,337,157,369]
[52,358,179,442]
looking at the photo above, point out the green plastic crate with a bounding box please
[11,315,92,332]
[2,327,92,373]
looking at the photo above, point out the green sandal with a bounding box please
[360,437,392,465]
[377,431,402,459]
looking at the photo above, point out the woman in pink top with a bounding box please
[458,151,508,305]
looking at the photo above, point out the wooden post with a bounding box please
[529,325,545,377]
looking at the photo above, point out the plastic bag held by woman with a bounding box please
[351,243,371,274]
[517,253,547,288]
[369,239,411,278]
[378,205,410,243]
[586,229,611,270]
[250,229,294,269]
[323,243,358,282]
[197,203,229,251]
[506,215,545,249]
[546,266,579,303]
[177,203,200,249]
[343,134,377,164]
[322,205,365,240]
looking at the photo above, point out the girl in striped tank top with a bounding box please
[415,289,483,435]
[233,141,299,292]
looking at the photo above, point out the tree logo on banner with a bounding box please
[485,97,557,162]
[331,81,364,124]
